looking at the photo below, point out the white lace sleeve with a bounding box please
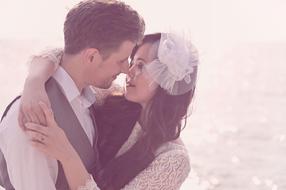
[28,48,63,70]
[92,84,124,106]
[122,149,191,190]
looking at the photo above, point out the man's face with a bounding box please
[90,40,136,89]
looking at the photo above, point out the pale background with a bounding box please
[1,0,286,189]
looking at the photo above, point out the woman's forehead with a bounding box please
[134,42,159,61]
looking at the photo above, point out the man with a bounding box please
[0,0,145,189]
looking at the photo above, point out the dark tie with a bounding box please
[89,105,101,173]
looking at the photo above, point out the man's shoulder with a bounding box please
[0,98,26,148]
[1,96,21,123]
[0,97,21,126]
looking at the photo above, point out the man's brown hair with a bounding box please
[64,0,145,57]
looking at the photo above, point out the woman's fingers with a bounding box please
[25,123,49,137]
[30,140,49,155]
[26,130,48,144]
[27,111,41,124]
[28,105,47,125]
[18,109,26,129]
[29,132,57,160]
[39,101,56,127]
[23,112,32,123]
[35,107,47,125]
[22,116,28,127]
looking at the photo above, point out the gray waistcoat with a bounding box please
[0,77,99,190]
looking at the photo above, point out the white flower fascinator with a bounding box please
[144,32,199,95]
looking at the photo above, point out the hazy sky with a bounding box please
[0,0,285,46]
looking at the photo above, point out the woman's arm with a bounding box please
[24,103,190,190]
[19,49,63,128]
[25,102,99,190]
[61,154,97,190]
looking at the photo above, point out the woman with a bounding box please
[22,33,198,190]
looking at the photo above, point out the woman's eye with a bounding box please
[137,63,144,70]
[130,60,145,70]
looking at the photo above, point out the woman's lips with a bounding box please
[126,82,135,87]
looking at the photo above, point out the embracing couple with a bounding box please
[0,0,198,189]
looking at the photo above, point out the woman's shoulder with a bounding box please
[136,140,191,187]
[153,139,190,170]
[123,140,191,189]
[155,138,188,155]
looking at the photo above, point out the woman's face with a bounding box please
[124,42,159,107]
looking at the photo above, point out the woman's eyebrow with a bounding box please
[136,57,146,63]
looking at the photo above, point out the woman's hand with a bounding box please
[19,76,51,128]
[25,102,77,162]
[25,102,93,190]
[18,54,59,129]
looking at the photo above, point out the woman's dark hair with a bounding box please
[93,33,197,190]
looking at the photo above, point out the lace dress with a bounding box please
[79,121,190,190]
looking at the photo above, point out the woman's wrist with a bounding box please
[26,74,47,84]
[24,75,47,90]
[59,144,80,164]
[27,58,56,83]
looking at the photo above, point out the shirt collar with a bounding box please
[81,86,96,108]
[52,66,96,108]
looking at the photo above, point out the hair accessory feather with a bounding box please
[144,32,199,95]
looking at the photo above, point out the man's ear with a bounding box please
[82,48,102,67]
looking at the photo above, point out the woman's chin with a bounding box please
[124,93,132,101]
[124,93,138,103]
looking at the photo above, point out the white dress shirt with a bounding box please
[0,66,96,190]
